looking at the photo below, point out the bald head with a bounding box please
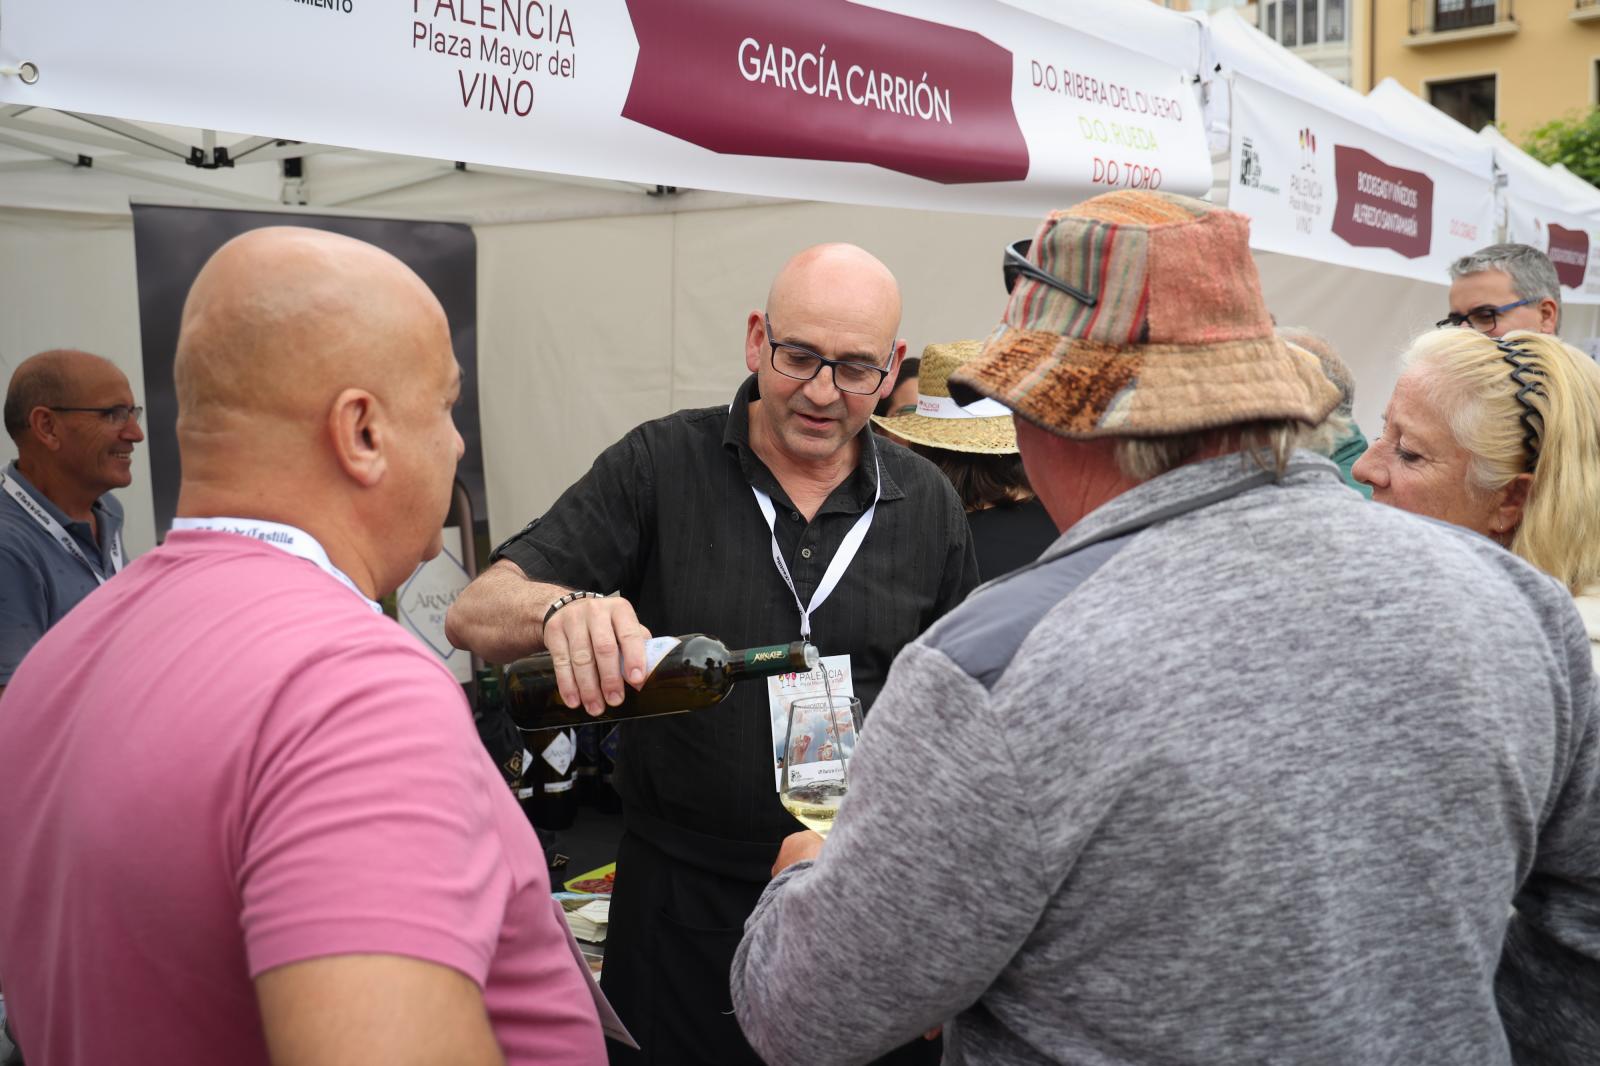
[766,244,901,340]
[175,227,447,438]
[173,227,465,598]
[5,349,126,442]
[743,244,906,474]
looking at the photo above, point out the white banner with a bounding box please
[1505,199,1600,306]
[1227,75,1496,285]
[0,0,1212,217]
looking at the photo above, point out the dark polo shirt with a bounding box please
[0,462,125,683]
[493,375,978,844]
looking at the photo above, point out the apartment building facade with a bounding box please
[1153,0,1597,147]
[1369,1,1600,140]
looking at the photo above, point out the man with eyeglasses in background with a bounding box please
[1441,243,1562,337]
[0,349,143,696]
[447,243,977,1065]
[0,348,141,1063]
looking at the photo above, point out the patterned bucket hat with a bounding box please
[869,340,1018,454]
[949,190,1339,438]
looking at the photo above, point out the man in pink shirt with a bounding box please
[0,227,620,1065]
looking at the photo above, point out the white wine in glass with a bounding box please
[779,695,862,838]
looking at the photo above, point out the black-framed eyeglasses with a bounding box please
[1436,299,1531,333]
[49,404,144,426]
[1002,240,1097,307]
[763,314,893,396]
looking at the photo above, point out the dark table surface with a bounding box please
[544,805,624,887]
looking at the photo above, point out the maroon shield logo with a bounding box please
[1331,145,1434,259]
[1546,223,1590,290]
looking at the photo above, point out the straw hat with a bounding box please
[870,340,1018,454]
[949,190,1339,439]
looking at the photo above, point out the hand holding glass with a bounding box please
[779,695,862,838]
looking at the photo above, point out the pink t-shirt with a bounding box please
[0,531,607,1065]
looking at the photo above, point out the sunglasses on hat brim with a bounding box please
[1002,240,1097,307]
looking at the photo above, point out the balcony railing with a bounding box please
[1410,0,1514,35]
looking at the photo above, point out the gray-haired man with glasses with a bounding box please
[0,348,142,693]
[1442,243,1562,337]
[448,243,976,1065]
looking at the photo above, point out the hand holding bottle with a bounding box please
[539,592,653,716]
[504,635,817,731]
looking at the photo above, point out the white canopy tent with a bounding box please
[1201,11,1598,436]
[0,0,1220,554]
[1360,79,1600,305]
[1549,165,1600,221]
[1481,125,1600,220]
[1207,12,1481,440]
[1362,79,1496,189]
[1,0,1597,559]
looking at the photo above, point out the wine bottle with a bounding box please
[503,634,817,731]
[472,667,529,788]
[529,727,578,831]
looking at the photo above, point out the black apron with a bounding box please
[601,810,941,1066]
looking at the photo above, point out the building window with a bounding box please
[1326,0,1345,42]
[1266,1,1278,39]
[1434,0,1497,32]
[1283,0,1298,45]
[1429,75,1496,132]
[1304,0,1319,44]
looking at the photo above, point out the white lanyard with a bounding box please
[169,516,382,613]
[1,470,123,585]
[749,454,880,640]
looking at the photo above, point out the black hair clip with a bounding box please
[1495,338,1546,471]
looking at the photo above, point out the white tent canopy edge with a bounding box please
[1,1,1597,556]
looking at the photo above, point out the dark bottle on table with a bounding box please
[528,726,579,831]
[503,634,818,731]
[572,725,601,807]
[473,668,528,789]
[478,672,548,830]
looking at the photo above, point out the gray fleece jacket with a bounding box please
[732,452,1600,1066]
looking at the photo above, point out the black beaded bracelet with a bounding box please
[542,590,605,628]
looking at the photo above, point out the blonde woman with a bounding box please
[1354,329,1600,667]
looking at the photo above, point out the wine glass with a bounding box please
[779,695,862,837]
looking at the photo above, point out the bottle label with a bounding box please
[643,635,680,676]
[543,779,575,794]
[744,644,792,670]
[542,729,577,775]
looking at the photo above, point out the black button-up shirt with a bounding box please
[493,375,978,845]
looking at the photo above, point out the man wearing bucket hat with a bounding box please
[871,341,1056,580]
[733,191,1600,1065]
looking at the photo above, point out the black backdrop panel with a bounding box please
[130,205,485,539]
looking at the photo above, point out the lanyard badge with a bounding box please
[169,516,382,613]
[1,471,123,585]
[748,454,880,641]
